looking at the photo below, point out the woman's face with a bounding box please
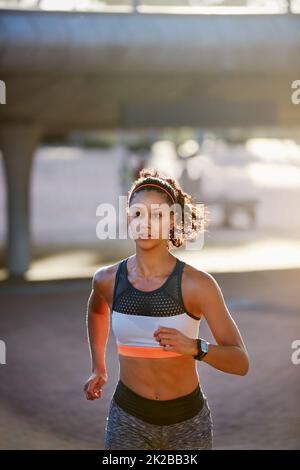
[127,190,174,248]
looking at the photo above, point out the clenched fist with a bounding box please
[153,327,198,356]
[84,369,108,400]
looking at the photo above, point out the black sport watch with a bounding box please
[193,339,209,361]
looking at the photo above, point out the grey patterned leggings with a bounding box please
[104,394,213,450]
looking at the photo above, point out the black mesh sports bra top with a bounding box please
[111,256,201,359]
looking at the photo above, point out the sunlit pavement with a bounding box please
[0,263,299,449]
[1,227,300,282]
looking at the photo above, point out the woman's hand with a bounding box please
[84,369,108,400]
[153,327,198,356]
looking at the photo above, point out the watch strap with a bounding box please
[193,339,208,361]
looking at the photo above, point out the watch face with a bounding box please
[201,340,209,353]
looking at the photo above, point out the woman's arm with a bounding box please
[192,271,250,376]
[87,270,110,373]
[154,269,249,376]
[84,269,110,400]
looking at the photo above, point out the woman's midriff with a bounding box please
[119,354,200,400]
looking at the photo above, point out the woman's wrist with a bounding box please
[92,364,106,375]
[190,338,211,358]
[190,339,199,356]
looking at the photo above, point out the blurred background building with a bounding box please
[1,0,300,279]
[0,0,299,451]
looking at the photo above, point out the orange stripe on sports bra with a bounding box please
[117,344,184,358]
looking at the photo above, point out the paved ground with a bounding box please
[0,268,299,450]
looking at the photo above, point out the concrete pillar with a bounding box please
[0,124,42,279]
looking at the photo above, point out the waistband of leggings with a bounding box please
[112,379,205,425]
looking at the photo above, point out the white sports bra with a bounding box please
[111,256,201,359]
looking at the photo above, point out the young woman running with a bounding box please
[84,168,249,450]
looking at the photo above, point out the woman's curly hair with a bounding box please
[127,167,209,248]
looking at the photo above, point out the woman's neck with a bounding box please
[133,247,176,278]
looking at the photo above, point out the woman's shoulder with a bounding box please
[179,261,224,319]
[181,260,221,301]
[92,258,126,298]
[181,260,214,285]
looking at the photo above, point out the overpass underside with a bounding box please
[0,9,300,277]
